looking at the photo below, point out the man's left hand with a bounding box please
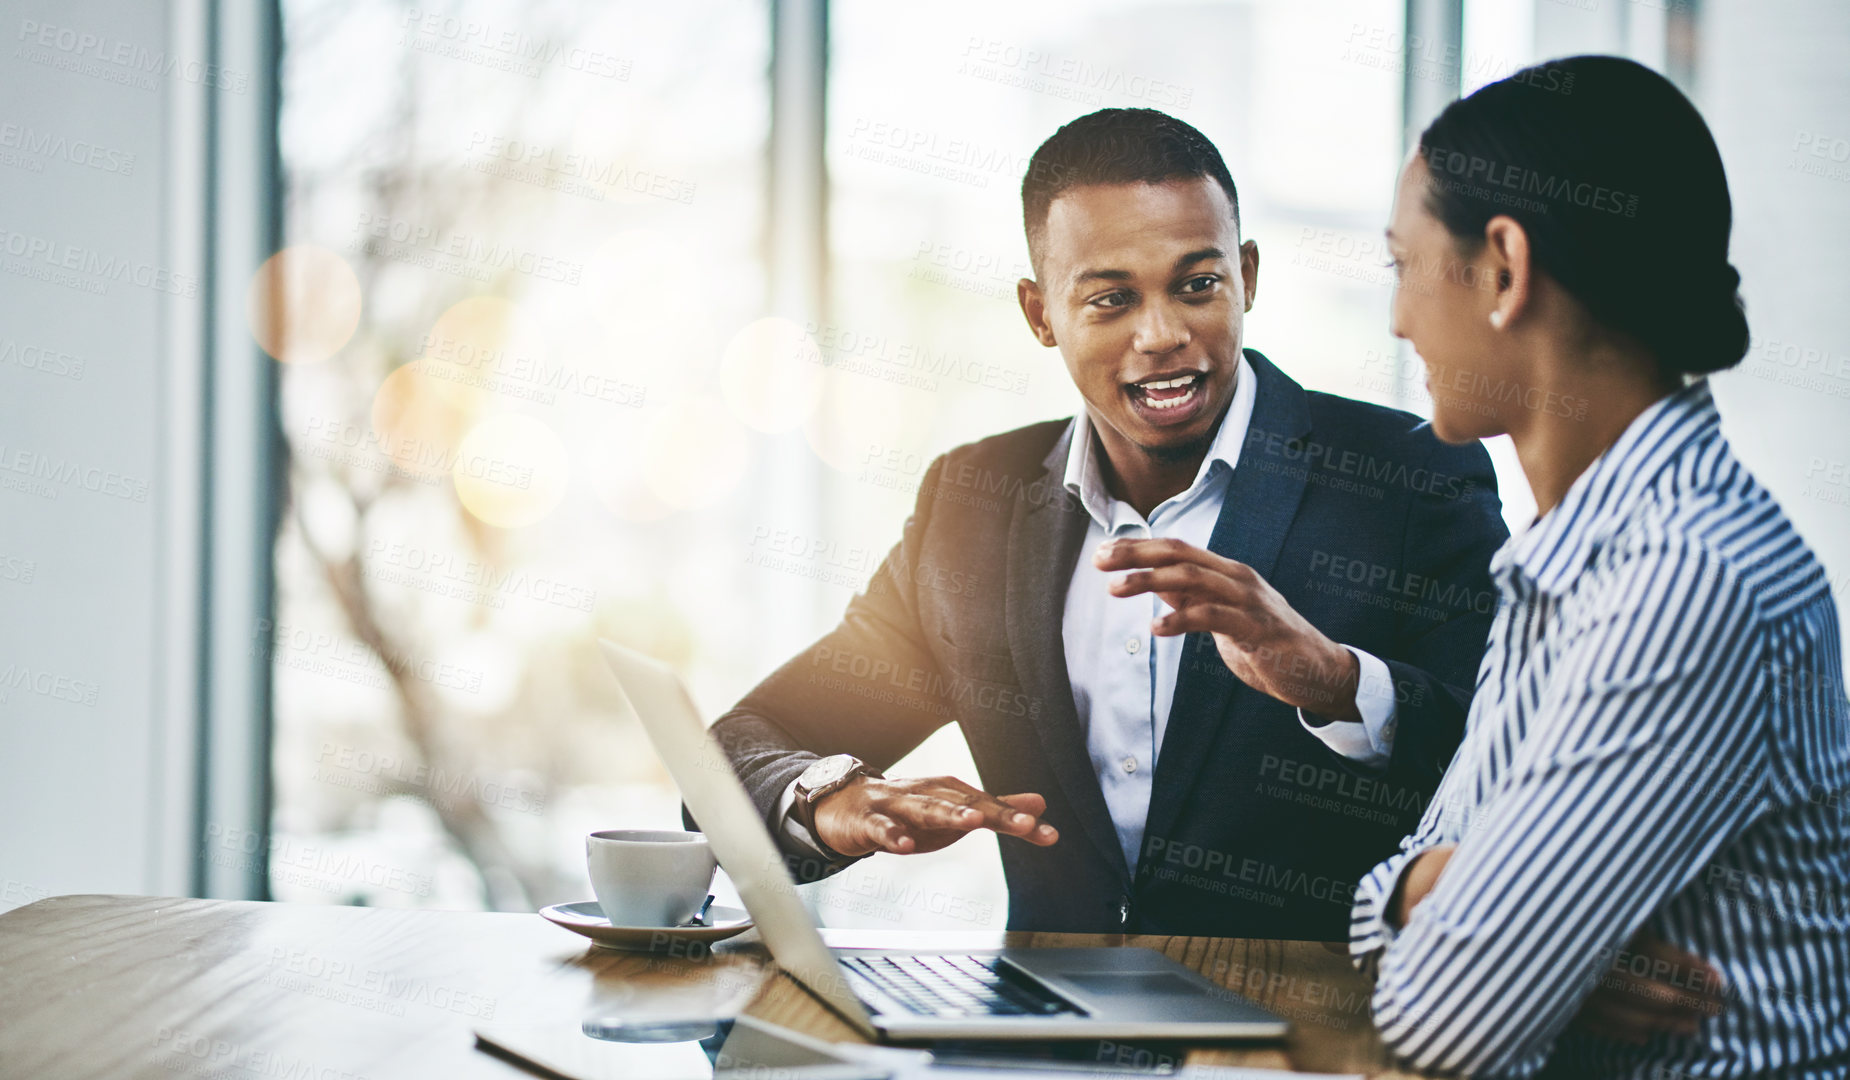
[1095,537,1362,723]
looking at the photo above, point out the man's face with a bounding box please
[1019,177,1258,466]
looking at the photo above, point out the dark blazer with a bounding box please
[703,349,1508,939]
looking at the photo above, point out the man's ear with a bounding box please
[1018,277,1057,347]
[1239,239,1260,313]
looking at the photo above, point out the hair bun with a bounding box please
[1643,260,1749,378]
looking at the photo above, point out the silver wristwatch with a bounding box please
[790,754,881,854]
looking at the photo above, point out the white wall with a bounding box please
[0,0,275,911]
[0,0,195,910]
[1700,0,1850,633]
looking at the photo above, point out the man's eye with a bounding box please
[1179,275,1220,295]
[1092,291,1131,309]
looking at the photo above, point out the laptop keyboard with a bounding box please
[840,954,1083,1018]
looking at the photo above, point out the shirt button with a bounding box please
[1125,637,1142,654]
[1122,756,1137,773]
[1118,896,1131,926]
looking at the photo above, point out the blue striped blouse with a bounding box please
[1349,380,1850,1077]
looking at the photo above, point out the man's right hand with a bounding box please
[811,775,1059,858]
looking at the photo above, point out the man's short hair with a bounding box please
[1020,108,1242,275]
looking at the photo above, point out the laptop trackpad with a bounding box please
[1056,972,1204,998]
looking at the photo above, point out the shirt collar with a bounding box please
[1494,378,1721,596]
[1062,351,1258,530]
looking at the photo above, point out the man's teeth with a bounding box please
[1144,386,1197,409]
[1135,374,1200,410]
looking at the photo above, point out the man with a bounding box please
[703,109,1508,939]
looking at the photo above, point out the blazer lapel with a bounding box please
[1141,350,1314,857]
[1006,424,1132,887]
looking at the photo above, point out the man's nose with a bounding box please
[1132,300,1189,354]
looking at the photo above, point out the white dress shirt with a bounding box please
[776,354,1396,866]
[1060,353,1395,875]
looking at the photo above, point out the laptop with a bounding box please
[597,638,1289,1043]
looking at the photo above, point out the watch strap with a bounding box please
[790,758,879,857]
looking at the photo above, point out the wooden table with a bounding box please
[0,895,1420,1078]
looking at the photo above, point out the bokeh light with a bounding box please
[419,295,549,378]
[247,244,363,364]
[452,414,571,528]
[802,370,936,476]
[640,393,750,511]
[718,316,824,432]
[369,363,489,480]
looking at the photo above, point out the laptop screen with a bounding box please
[598,639,878,1037]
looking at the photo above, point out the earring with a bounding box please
[1489,311,1505,329]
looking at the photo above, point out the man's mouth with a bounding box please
[1124,371,1207,426]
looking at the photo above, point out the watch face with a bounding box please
[799,755,855,791]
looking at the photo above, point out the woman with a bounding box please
[1354,55,1849,1077]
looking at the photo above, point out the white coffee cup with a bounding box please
[586,829,718,927]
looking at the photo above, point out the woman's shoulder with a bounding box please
[1608,440,1831,619]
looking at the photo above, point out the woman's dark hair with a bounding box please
[1417,55,1748,378]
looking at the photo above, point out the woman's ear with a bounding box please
[1482,216,1531,331]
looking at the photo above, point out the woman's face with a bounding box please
[1384,152,1512,444]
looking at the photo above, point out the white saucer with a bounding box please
[539,901,753,951]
